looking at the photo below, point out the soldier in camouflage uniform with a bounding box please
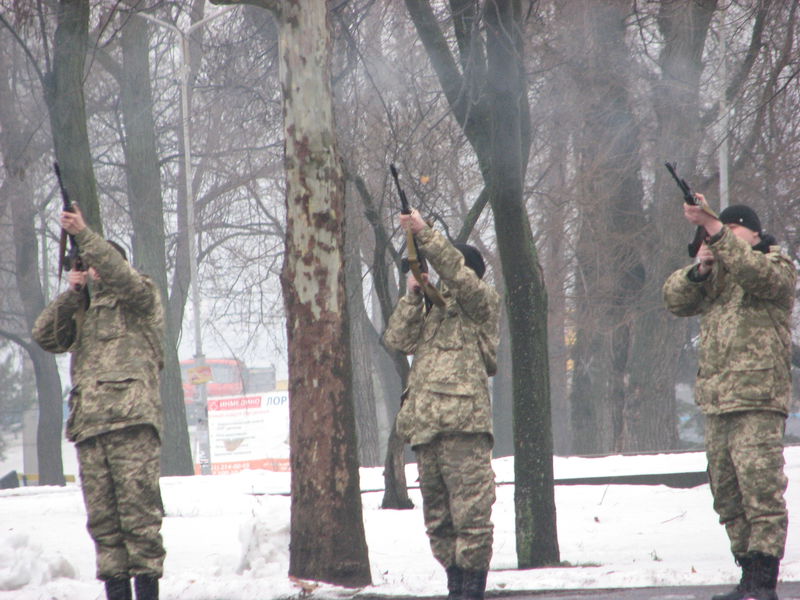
[383,209,499,600]
[32,205,166,600]
[663,199,795,600]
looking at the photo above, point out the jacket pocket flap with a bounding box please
[97,372,140,383]
[728,359,775,372]
[425,381,474,396]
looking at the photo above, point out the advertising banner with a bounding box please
[201,391,290,474]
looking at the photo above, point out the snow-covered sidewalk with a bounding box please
[1,440,798,599]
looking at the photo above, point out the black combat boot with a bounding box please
[134,575,159,600]
[712,554,754,600]
[104,577,132,600]
[446,564,464,599]
[744,552,779,600]
[462,569,488,600]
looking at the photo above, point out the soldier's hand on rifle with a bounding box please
[696,244,715,276]
[407,270,425,296]
[68,269,88,293]
[61,203,87,235]
[683,193,722,236]
[399,209,426,235]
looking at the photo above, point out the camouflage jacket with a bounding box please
[663,226,796,416]
[383,227,500,447]
[32,228,165,443]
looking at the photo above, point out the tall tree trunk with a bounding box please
[625,0,717,451]
[34,0,101,483]
[485,2,557,566]
[344,182,381,467]
[272,1,371,586]
[491,303,513,458]
[542,138,570,456]
[10,190,66,486]
[43,0,101,234]
[0,64,65,484]
[405,0,558,565]
[565,0,647,453]
[119,11,194,475]
[348,169,414,508]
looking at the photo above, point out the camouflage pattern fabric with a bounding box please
[32,227,165,442]
[663,225,795,561]
[32,227,166,581]
[77,425,165,579]
[415,433,495,571]
[383,226,499,572]
[706,411,788,558]
[663,226,795,416]
[383,227,500,447]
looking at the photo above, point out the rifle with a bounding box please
[53,162,86,285]
[664,162,719,258]
[389,164,445,308]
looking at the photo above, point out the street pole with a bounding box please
[135,6,236,474]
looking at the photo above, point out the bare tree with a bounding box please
[213,0,372,585]
[277,1,371,585]
[117,9,193,474]
[0,40,65,483]
[623,0,719,450]
[404,0,558,567]
[344,181,381,466]
[0,0,103,485]
[560,0,647,453]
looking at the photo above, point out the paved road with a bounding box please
[356,583,800,599]
[481,582,800,599]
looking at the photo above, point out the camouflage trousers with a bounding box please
[76,424,165,580]
[705,411,788,559]
[414,432,496,571]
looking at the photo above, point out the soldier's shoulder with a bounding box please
[465,276,500,312]
[766,247,796,268]
[767,245,792,258]
[140,274,163,301]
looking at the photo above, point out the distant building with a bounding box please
[180,358,247,402]
[247,366,277,393]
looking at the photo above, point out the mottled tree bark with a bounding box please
[273,1,371,587]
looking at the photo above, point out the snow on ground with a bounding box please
[0,437,798,599]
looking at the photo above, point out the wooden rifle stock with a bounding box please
[389,164,445,308]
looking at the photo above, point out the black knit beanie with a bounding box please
[719,204,761,234]
[454,243,486,279]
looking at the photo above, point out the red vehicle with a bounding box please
[180,358,247,403]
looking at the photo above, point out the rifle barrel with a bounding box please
[389,163,411,214]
